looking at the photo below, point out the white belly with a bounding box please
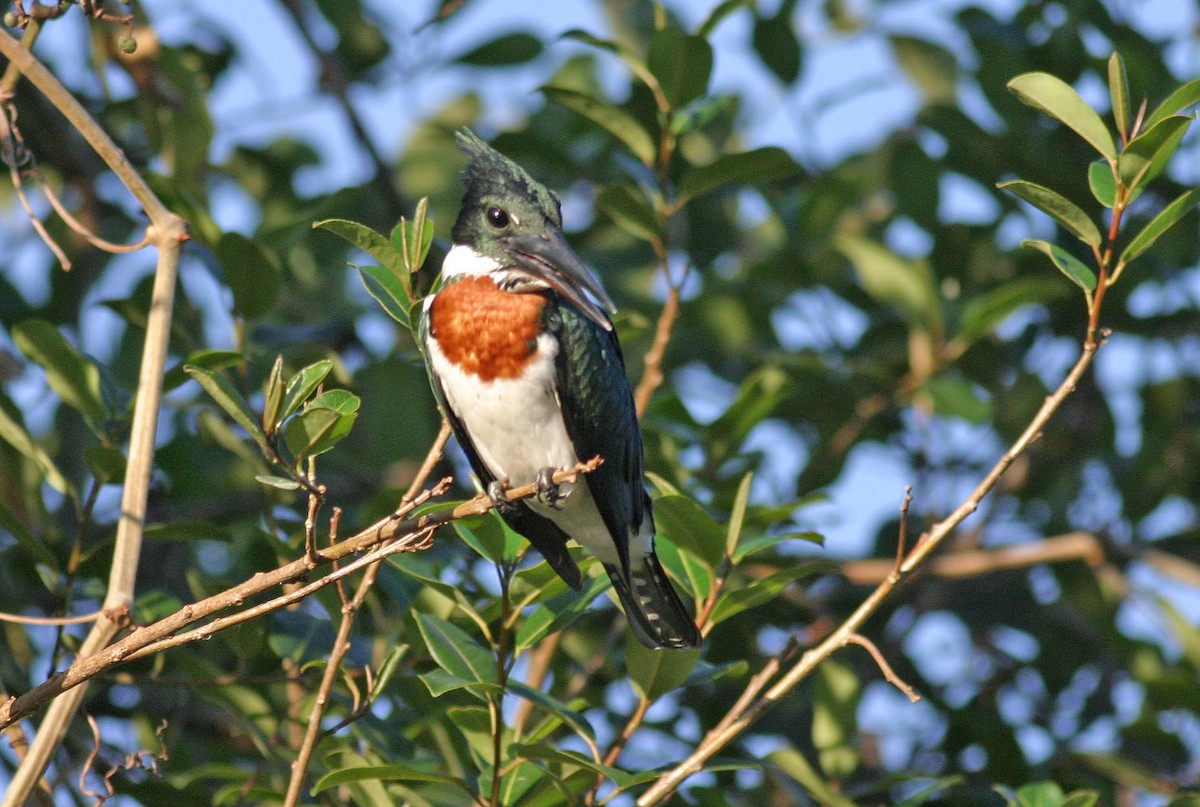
[426,332,622,564]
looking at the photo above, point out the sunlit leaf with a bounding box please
[514,574,609,651]
[0,391,72,496]
[1088,160,1117,208]
[1143,77,1200,131]
[837,236,943,335]
[726,472,753,557]
[312,764,469,794]
[922,373,992,422]
[768,747,857,807]
[653,495,725,568]
[1120,188,1200,264]
[1021,239,1096,292]
[997,180,1101,246]
[314,218,406,280]
[280,360,333,423]
[1007,72,1117,162]
[357,263,411,326]
[711,561,833,623]
[626,635,701,699]
[1107,53,1129,142]
[163,349,244,393]
[261,355,285,437]
[813,659,860,779]
[12,320,107,427]
[415,613,496,686]
[891,35,957,104]
[184,365,269,453]
[541,85,656,165]
[1014,781,1065,807]
[1117,115,1190,196]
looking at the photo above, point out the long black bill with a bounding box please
[504,227,616,331]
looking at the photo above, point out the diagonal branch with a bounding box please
[0,458,603,732]
[636,337,1104,805]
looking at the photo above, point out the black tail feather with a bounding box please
[604,555,701,649]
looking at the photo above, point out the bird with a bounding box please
[418,128,701,650]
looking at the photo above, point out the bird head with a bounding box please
[447,128,616,330]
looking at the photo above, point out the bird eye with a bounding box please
[486,207,510,228]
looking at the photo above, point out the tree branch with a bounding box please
[0,458,603,732]
[636,337,1104,805]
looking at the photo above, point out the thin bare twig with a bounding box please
[846,633,919,703]
[284,424,453,805]
[0,458,603,732]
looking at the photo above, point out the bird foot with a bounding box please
[487,479,517,515]
[535,467,566,509]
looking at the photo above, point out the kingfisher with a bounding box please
[418,128,701,650]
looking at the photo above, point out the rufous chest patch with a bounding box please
[429,276,547,382]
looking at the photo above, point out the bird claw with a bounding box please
[487,479,517,514]
[535,467,565,509]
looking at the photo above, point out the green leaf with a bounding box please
[415,613,496,686]
[1120,188,1200,264]
[678,147,799,203]
[752,11,801,84]
[280,360,333,423]
[454,32,542,66]
[654,534,712,600]
[1060,791,1100,807]
[1015,782,1065,807]
[1007,72,1117,162]
[12,320,107,427]
[647,26,712,109]
[283,392,359,460]
[357,264,412,326]
[83,445,125,485]
[505,680,595,747]
[314,218,406,279]
[697,0,751,38]
[184,365,269,453]
[891,35,957,105]
[711,562,833,623]
[514,574,609,651]
[255,475,302,491]
[895,777,965,807]
[1118,115,1190,196]
[1088,160,1117,208]
[837,236,943,335]
[813,659,860,779]
[0,499,58,569]
[0,391,72,496]
[594,183,661,243]
[955,275,1067,350]
[669,94,737,136]
[144,521,232,542]
[216,232,281,320]
[997,180,1102,247]
[454,511,523,564]
[768,747,857,807]
[1021,239,1096,292]
[164,349,244,392]
[510,745,632,788]
[626,636,701,699]
[1143,77,1200,131]
[391,196,434,275]
[732,530,824,561]
[652,495,726,568]
[726,472,753,558]
[312,764,469,794]
[1108,53,1129,141]
[262,355,285,437]
[541,85,656,166]
[922,373,992,423]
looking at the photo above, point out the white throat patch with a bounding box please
[443,244,501,279]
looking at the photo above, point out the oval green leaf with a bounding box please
[1118,115,1190,196]
[1120,188,1200,264]
[1021,239,1097,292]
[1143,77,1200,131]
[1088,160,1117,208]
[184,365,269,452]
[998,179,1102,246]
[541,85,656,166]
[1007,72,1117,162]
[1108,53,1129,141]
[678,146,800,203]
